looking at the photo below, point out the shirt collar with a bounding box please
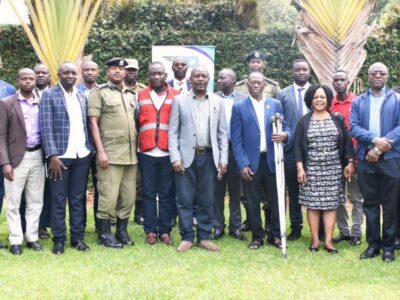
[221,90,235,98]
[250,95,265,104]
[59,82,77,96]
[293,82,310,91]
[332,92,354,105]
[191,90,209,101]
[368,86,387,97]
[17,90,38,104]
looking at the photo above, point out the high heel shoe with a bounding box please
[324,246,338,254]
[308,245,319,253]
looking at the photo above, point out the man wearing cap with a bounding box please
[124,59,146,95]
[124,58,146,226]
[88,58,137,249]
[236,50,280,99]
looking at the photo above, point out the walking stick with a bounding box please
[271,113,287,259]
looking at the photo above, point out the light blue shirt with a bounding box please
[369,87,386,138]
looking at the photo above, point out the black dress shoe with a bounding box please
[229,230,247,241]
[360,247,380,260]
[382,250,395,262]
[26,241,42,251]
[134,216,144,226]
[39,228,50,240]
[394,238,400,250]
[287,230,301,241]
[308,245,319,253]
[210,228,225,240]
[267,237,282,249]
[333,234,351,243]
[9,244,22,255]
[249,240,264,249]
[324,246,339,254]
[240,220,251,232]
[71,240,90,252]
[52,242,65,255]
[350,236,362,246]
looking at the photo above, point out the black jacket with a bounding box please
[294,111,354,170]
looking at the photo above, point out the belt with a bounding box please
[195,147,212,155]
[25,144,41,152]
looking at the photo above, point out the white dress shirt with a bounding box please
[250,96,267,153]
[221,91,235,140]
[294,82,310,116]
[59,84,90,159]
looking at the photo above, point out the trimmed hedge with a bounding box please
[0,3,399,89]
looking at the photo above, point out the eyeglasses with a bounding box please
[368,71,388,77]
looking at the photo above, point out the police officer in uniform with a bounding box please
[236,51,280,241]
[236,50,280,98]
[88,58,138,248]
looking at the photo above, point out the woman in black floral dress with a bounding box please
[294,84,355,254]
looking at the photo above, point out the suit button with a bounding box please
[193,147,195,149]
[193,134,196,137]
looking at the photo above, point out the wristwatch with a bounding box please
[374,147,382,156]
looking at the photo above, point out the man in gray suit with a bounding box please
[169,65,229,252]
[212,68,247,241]
[277,59,311,241]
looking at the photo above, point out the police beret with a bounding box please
[246,51,266,62]
[105,57,128,67]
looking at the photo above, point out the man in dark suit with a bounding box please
[39,62,94,255]
[167,56,192,94]
[351,62,400,262]
[277,59,311,240]
[169,65,228,252]
[211,68,247,241]
[0,68,44,255]
[231,71,290,249]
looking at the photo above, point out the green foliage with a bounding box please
[0,2,399,90]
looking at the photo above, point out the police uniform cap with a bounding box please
[105,58,127,67]
[246,51,266,62]
[125,59,139,70]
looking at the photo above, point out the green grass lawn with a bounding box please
[0,208,399,300]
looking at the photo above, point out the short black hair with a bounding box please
[292,58,308,66]
[304,84,334,110]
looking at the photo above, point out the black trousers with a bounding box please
[213,147,242,232]
[50,155,92,243]
[175,152,216,242]
[284,152,303,232]
[82,156,98,228]
[244,155,280,242]
[357,158,400,251]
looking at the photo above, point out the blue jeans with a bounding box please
[138,153,175,235]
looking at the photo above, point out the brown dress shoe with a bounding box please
[198,240,220,252]
[177,241,193,252]
[146,233,157,245]
[159,233,173,245]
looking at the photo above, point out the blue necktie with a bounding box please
[298,88,305,117]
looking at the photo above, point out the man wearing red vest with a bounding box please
[137,61,179,245]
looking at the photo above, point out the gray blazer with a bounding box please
[168,92,229,169]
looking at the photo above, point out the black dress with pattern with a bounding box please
[298,116,345,210]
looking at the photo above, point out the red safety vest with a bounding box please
[138,84,179,152]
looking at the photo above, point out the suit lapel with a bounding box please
[245,98,260,132]
[209,94,216,130]
[12,95,26,133]
[186,93,197,128]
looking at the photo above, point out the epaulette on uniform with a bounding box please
[265,77,279,86]
[98,83,108,89]
[235,79,246,86]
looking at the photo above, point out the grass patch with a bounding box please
[0,208,399,299]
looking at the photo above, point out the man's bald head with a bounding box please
[34,63,51,89]
[18,68,35,78]
[190,65,209,95]
[81,60,99,85]
[247,71,266,100]
[58,62,78,91]
[217,68,237,95]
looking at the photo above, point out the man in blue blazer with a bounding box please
[277,59,311,240]
[39,62,94,255]
[350,62,400,262]
[231,71,290,249]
